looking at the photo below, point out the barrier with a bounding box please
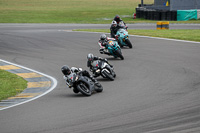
[162,21,169,29]
[177,10,197,21]
[135,7,177,21]
[156,21,162,29]
[157,21,169,30]
[198,10,200,19]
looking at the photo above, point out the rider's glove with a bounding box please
[115,35,119,40]
[103,58,108,62]
[89,68,93,72]
[63,76,67,80]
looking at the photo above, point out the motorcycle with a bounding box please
[64,73,103,96]
[99,40,124,60]
[90,60,116,81]
[116,27,132,48]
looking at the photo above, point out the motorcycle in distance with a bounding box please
[64,72,103,96]
[90,59,116,81]
[98,40,124,60]
[115,22,133,48]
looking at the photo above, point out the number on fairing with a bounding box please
[109,41,114,46]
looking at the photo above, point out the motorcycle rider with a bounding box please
[113,15,126,26]
[111,15,127,38]
[110,20,121,38]
[98,34,116,55]
[61,65,100,93]
[87,53,113,77]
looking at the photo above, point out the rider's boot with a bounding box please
[90,76,101,87]
[104,52,112,56]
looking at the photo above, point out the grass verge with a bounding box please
[73,29,200,42]
[0,69,27,101]
[1,0,200,24]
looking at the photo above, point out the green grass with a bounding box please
[0,0,146,23]
[73,29,200,42]
[1,0,200,24]
[0,69,27,101]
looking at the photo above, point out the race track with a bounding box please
[0,24,200,133]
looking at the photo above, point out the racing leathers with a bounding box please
[110,21,127,38]
[64,68,98,89]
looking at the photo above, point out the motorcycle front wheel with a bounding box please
[77,81,92,96]
[115,49,124,60]
[125,39,132,48]
[102,70,115,81]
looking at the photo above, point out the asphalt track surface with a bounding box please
[0,24,200,133]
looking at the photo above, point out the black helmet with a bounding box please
[114,15,121,23]
[100,34,107,41]
[61,65,71,75]
[87,53,94,61]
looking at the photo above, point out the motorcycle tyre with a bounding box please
[105,65,116,78]
[102,70,114,81]
[125,39,132,48]
[94,83,103,92]
[77,81,92,96]
[112,70,116,78]
[115,49,124,60]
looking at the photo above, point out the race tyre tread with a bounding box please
[125,39,133,48]
[115,49,124,60]
[77,81,92,96]
[102,70,114,81]
[95,83,103,92]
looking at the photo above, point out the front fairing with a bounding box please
[91,60,100,68]
[107,40,120,51]
[116,28,129,45]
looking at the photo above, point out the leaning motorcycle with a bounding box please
[116,27,132,48]
[64,73,103,96]
[99,40,124,60]
[90,60,116,81]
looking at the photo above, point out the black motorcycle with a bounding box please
[90,60,116,81]
[65,73,103,96]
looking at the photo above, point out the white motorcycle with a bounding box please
[90,60,116,81]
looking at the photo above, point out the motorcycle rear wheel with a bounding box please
[94,83,103,92]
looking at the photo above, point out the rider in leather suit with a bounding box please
[61,65,99,93]
[98,34,116,55]
[110,15,127,38]
[87,53,113,77]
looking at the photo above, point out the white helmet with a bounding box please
[111,20,117,27]
[71,67,79,73]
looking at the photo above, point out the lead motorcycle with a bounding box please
[64,72,103,96]
[90,60,116,81]
[115,23,132,48]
